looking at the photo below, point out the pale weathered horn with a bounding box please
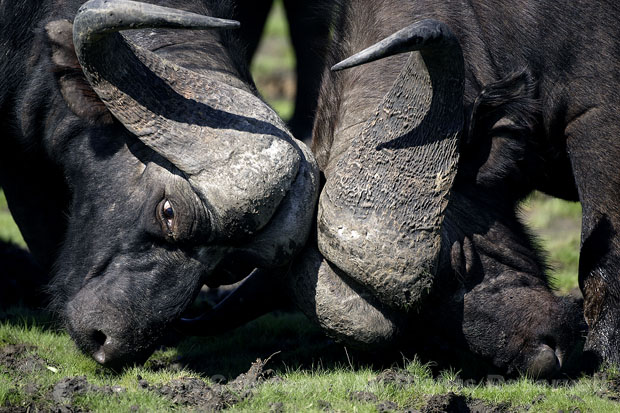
[317,19,465,312]
[72,0,312,240]
[73,0,239,42]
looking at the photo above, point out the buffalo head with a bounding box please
[43,0,318,369]
[288,19,584,377]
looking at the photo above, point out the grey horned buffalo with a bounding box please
[0,0,318,368]
[188,0,619,377]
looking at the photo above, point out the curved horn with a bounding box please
[317,19,464,312]
[73,0,239,43]
[331,19,461,72]
[71,0,284,175]
[72,0,313,239]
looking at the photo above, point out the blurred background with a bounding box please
[0,0,583,296]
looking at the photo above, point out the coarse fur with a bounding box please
[311,0,620,373]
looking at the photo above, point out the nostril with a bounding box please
[90,330,108,365]
[91,330,107,347]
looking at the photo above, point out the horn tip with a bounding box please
[224,20,241,29]
[331,49,378,72]
[331,59,353,72]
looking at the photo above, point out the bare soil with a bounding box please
[0,342,281,412]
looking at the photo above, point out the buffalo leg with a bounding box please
[566,106,620,366]
[282,0,332,142]
[230,0,274,65]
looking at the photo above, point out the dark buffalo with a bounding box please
[0,0,318,368]
[188,0,620,377]
[305,0,618,373]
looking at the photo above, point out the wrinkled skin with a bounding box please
[0,0,318,369]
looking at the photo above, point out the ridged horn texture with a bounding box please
[72,0,311,240]
[318,19,464,312]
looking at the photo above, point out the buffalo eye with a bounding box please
[158,199,176,237]
[163,200,174,222]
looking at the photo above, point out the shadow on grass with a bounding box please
[0,306,62,336]
[153,310,416,381]
[0,302,412,381]
[0,303,577,383]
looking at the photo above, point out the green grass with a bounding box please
[3,311,620,412]
[0,190,25,247]
[520,193,582,294]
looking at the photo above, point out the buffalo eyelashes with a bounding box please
[158,199,176,238]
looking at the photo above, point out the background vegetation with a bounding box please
[2,1,611,412]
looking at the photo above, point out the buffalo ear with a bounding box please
[45,20,113,124]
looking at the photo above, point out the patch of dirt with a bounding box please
[421,393,510,413]
[0,353,279,412]
[467,398,510,413]
[348,390,378,403]
[423,393,469,413]
[51,376,125,404]
[153,355,279,411]
[0,344,46,374]
[371,368,416,388]
[376,400,399,412]
[156,376,235,411]
[1,375,124,413]
[51,376,92,404]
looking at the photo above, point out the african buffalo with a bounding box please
[304,0,617,373]
[185,0,619,377]
[0,0,318,368]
